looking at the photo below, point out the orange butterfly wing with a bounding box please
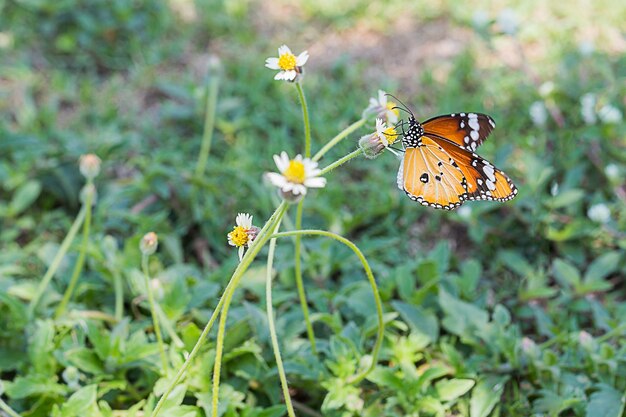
[398,137,469,210]
[422,113,496,152]
[425,134,518,202]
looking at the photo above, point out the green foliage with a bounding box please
[1,0,625,416]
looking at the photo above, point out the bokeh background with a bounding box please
[1,0,625,416]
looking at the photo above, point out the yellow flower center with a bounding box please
[229,226,249,247]
[386,101,400,118]
[383,126,398,145]
[283,160,306,184]
[278,52,297,71]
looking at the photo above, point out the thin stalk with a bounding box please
[313,118,366,162]
[265,218,296,417]
[294,200,316,354]
[194,74,220,179]
[319,148,363,176]
[211,203,289,417]
[151,202,288,417]
[0,398,22,417]
[295,82,311,158]
[142,254,168,373]
[155,303,185,348]
[112,269,123,322]
[271,229,384,384]
[55,185,94,319]
[28,205,86,318]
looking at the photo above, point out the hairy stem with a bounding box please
[319,148,363,176]
[313,118,366,162]
[28,206,86,318]
[194,73,220,178]
[55,185,94,319]
[294,199,316,354]
[295,82,311,158]
[142,254,168,373]
[271,229,384,384]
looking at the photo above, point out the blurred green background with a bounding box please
[1,0,625,416]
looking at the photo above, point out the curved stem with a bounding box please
[0,398,22,417]
[28,205,86,318]
[270,229,384,384]
[211,203,289,417]
[294,200,316,354]
[55,185,94,319]
[313,118,366,162]
[265,219,297,417]
[319,148,363,176]
[195,73,220,179]
[142,254,168,373]
[295,82,311,158]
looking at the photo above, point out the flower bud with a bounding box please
[79,183,97,205]
[359,133,386,159]
[79,154,101,180]
[140,232,158,256]
[279,188,304,204]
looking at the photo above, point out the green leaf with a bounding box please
[548,189,585,209]
[585,384,626,417]
[5,375,68,399]
[439,290,489,340]
[436,378,475,402]
[584,252,622,283]
[552,258,581,289]
[391,301,439,343]
[499,251,533,277]
[61,384,98,416]
[65,348,105,374]
[470,375,509,417]
[8,180,41,216]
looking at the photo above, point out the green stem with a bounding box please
[265,219,296,417]
[271,229,384,384]
[112,269,123,322]
[313,118,367,162]
[295,82,311,158]
[142,254,168,373]
[211,203,289,417]
[319,148,363,176]
[28,205,86,318]
[294,200,316,354]
[194,74,220,179]
[151,202,288,417]
[155,303,185,348]
[0,397,22,417]
[55,184,94,319]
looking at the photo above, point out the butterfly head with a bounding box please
[402,116,424,148]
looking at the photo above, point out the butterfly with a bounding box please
[391,98,518,210]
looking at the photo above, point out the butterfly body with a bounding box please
[397,112,518,210]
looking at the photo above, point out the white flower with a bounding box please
[597,104,622,124]
[605,164,620,181]
[529,101,547,127]
[358,118,399,159]
[363,90,400,124]
[265,44,309,82]
[497,8,518,35]
[587,204,610,223]
[457,205,472,220]
[580,93,597,125]
[227,213,256,261]
[538,81,554,98]
[472,10,490,29]
[266,152,326,198]
[578,40,595,56]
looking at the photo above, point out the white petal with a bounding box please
[274,71,286,80]
[378,90,387,106]
[292,184,307,195]
[228,236,236,246]
[282,182,294,192]
[284,70,297,80]
[279,151,291,169]
[386,110,399,124]
[296,50,309,66]
[265,57,280,69]
[238,246,245,261]
[293,154,303,162]
[304,177,326,188]
[274,153,288,172]
[278,44,291,56]
[266,172,287,188]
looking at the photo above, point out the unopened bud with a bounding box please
[140,232,158,256]
[359,133,385,159]
[79,183,97,205]
[79,154,101,180]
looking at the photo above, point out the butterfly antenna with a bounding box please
[385,93,415,117]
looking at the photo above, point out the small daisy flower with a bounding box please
[363,90,400,124]
[580,93,597,125]
[597,104,622,124]
[266,152,326,201]
[529,101,548,127]
[227,213,257,260]
[265,45,309,82]
[359,118,398,159]
[587,203,610,224]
